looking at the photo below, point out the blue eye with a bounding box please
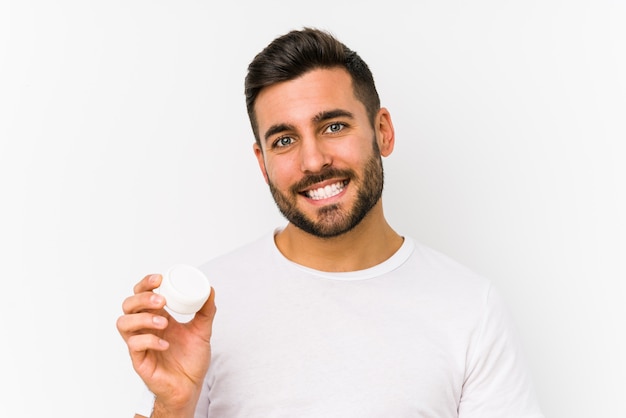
[274,136,295,148]
[326,123,345,133]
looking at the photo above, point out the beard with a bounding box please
[267,140,384,238]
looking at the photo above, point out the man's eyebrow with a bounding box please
[313,109,354,123]
[264,123,295,143]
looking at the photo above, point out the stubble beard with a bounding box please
[267,141,384,239]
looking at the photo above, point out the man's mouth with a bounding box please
[302,180,349,200]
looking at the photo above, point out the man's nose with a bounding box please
[299,136,332,173]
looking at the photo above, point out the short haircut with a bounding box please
[245,27,381,145]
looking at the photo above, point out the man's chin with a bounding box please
[292,215,360,239]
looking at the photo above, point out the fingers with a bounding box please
[133,273,162,294]
[117,310,168,334]
[122,274,166,316]
[116,310,169,340]
[117,274,217,348]
[117,274,169,342]
[122,290,166,315]
[126,331,170,353]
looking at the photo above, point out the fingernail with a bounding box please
[149,274,159,285]
[152,316,166,326]
[150,294,163,305]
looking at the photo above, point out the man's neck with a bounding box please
[274,203,403,272]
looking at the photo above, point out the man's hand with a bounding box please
[117,274,216,417]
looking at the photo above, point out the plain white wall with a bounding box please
[1,1,624,417]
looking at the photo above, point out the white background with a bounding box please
[1,1,624,417]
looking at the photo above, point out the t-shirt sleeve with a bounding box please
[458,284,544,418]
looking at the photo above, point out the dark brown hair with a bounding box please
[245,27,381,145]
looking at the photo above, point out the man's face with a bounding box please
[253,68,393,238]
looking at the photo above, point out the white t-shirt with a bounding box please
[136,231,544,418]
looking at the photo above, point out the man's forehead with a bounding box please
[254,68,359,129]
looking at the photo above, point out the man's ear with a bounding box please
[376,107,395,157]
[253,143,269,184]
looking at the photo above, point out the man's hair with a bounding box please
[245,27,381,145]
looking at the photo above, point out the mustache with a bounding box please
[290,167,355,194]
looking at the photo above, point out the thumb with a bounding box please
[191,287,216,332]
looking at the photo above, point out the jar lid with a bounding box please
[158,264,211,316]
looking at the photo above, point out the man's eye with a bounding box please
[274,136,295,148]
[326,123,345,133]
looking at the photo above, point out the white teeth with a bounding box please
[305,181,346,200]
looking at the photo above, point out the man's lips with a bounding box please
[301,179,349,201]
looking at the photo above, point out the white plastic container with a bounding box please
[156,264,211,318]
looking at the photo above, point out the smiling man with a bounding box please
[117,28,544,418]
[253,66,401,270]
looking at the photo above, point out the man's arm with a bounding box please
[458,284,544,417]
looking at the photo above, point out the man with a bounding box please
[117,28,544,418]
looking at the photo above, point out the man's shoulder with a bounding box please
[410,239,476,273]
[406,237,493,293]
